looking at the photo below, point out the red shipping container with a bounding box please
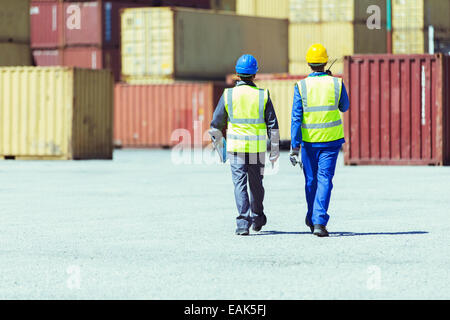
[32,49,63,65]
[343,54,450,166]
[32,47,121,81]
[63,46,121,81]
[30,1,64,48]
[31,1,144,48]
[114,82,226,148]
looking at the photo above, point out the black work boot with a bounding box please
[313,224,329,237]
[252,215,267,232]
[235,228,249,236]
[305,217,314,233]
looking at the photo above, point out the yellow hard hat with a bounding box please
[306,43,329,64]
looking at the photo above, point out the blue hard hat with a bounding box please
[235,54,258,75]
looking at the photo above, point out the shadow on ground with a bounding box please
[251,231,429,237]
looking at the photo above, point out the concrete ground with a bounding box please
[0,149,449,299]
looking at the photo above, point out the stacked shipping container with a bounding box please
[288,0,388,75]
[0,0,32,66]
[392,0,450,54]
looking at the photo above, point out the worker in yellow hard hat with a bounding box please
[289,44,350,237]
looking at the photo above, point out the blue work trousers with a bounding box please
[229,153,266,230]
[301,146,340,226]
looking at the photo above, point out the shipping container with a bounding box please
[226,72,309,86]
[0,67,114,160]
[114,82,226,148]
[31,1,144,48]
[236,0,289,19]
[121,7,288,82]
[343,54,450,166]
[393,28,450,54]
[289,22,387,74]
[32,47,121,81]
[392,0,450,30]
[0,0,30,43]
[289,0,320,23]
[30,1,63,48]
[0,43,32,66]
[289,0,386,23]
[254,79,303,141]
[210,0,236,12]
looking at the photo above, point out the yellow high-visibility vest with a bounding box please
[224,85,268,153]
[297,75,344,143]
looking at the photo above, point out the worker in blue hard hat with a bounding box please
[290,44,350,237]
[209,54,280,236]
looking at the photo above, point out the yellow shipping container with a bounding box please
[392,28,450,54]
[290,0,321,23]
[0,0,30,43]
[289,61,344,75]
[321,0,386,23]
[121,7,288,82]
[289,22,387,73]
[255,80,298,141]
[236,0,289,19]
[0,43,32,66]
[392,0,450,30]
[0,67,113,160]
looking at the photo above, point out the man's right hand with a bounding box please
[289,148,300,167]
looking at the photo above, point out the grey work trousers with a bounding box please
[229,153,267,230]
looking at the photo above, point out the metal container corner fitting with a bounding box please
[114,82,226,148]
[0,67,114,160]
[343,54,450,166]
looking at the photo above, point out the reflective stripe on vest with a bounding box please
[298,76,344,143]
[225,86,268,153]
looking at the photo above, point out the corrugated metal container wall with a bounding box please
[30,1,63,48]
[121,7,288,83]
[0,43,32,66]
[254,79,303,141]
[114,82,226,148]
[289,22,387,75]
[63,47,121,81]
[32,48,121,81]
[64,1,139,47]
[0,67,113,160]
[289,0,386,23]
[343,54,450,166]
[392,0,450,30]
[236,0,289,19]
[0,0,30,43]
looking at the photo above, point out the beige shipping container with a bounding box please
[392,0,450,30]
[255,80,297,141]
[0,67,113,160]
[0,0,30,43]
[392,28,450,54]
[0,43,32,66]
[236,0,289,19]
[289,22,387,74]
[121,7,288,83]
[290,0,386,23]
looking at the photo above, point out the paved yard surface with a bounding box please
[0,149,449,299]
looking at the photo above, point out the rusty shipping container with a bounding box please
[0,67,114,160]
[343,54,450,166]
[114,82,226,148]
